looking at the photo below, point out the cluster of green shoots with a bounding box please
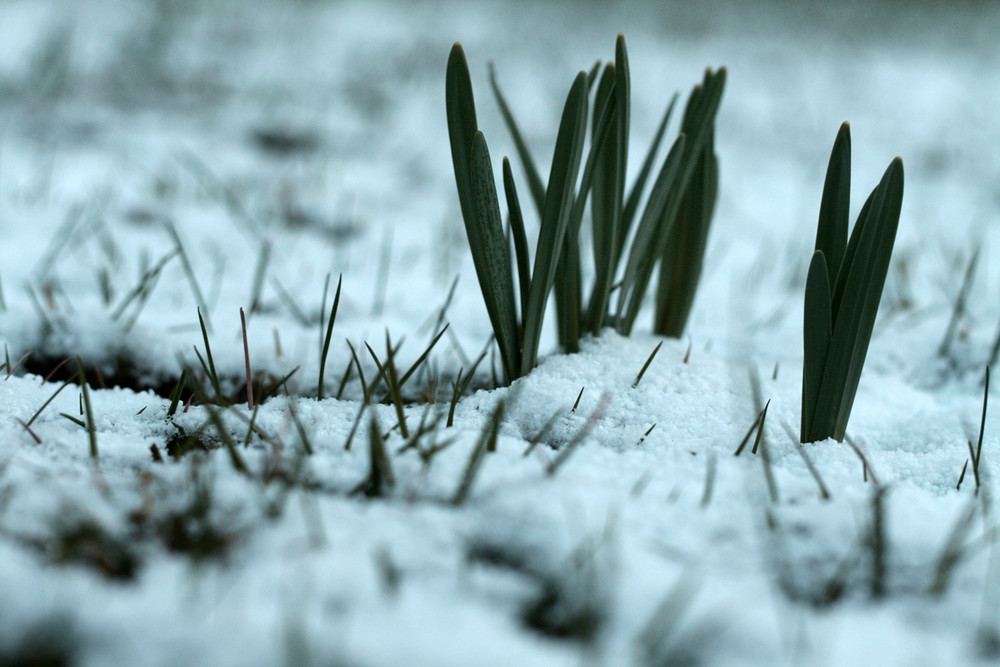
[448,36,906,444]
[801,123,904,443]
[447,35,725,385]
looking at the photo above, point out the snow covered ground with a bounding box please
[1,1,1000,664]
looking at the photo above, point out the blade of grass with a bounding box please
[167,369,188,417]
[165,219,211,332]
[240,307,254,411]
[938,246,979,357]
[195,307,227,405]
[248,240,271,315]
[366,334,409,439]
[110,247,178,322]
[633,341,663,387]
[317,274,342,400]
[399,324,449,388]
[75,358,98,460]
[351,414,395,497]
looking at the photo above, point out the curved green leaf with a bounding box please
[489,63,546,214]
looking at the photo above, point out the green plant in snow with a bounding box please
[446,35,725,385]
[801,123,904,443]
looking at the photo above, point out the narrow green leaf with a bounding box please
[503,158,532,320]
[588,64,621,334]
[622,94,677,238]
[468,132,521,384]
[802,251,833,442]
[446,43,480,231]
[615,134,687,333]
[617,69,726,335]
[521,71,589,375]
[653,133,716,336]
[830,184,876,325]
[399,323,450,388]
[816,123,851,287]
[317,273,342,400]
[488,63,546,213]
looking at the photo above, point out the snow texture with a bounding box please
[2,0,1000,665]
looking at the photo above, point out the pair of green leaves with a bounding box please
[801,123,904,443]
[448,35,726,384]
[447,43,587,385]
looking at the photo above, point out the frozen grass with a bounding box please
[3,0,1000,665]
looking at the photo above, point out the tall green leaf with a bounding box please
[806,158,903,442]
[802,251,832,441]
[653,132,717,336]
[521,72,589,375]
[446,43,480,231]
[816,122,851,287]
[503,157,532,320]
[615,133,687,334]
[621,94,677,245]
[489,63,546,213]
[468,132,522,384]
[588,64,620,334]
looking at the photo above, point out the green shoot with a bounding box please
[317,274,342,400]
[366,333,409,438]
[802,123,904,443]
[351,414,395,497]
[240,307,253,411]
[75,358,98,459]
[194,307,226,405]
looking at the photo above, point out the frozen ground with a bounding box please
[1,1,1000,665]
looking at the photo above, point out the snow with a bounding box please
[2,0,1000,664]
